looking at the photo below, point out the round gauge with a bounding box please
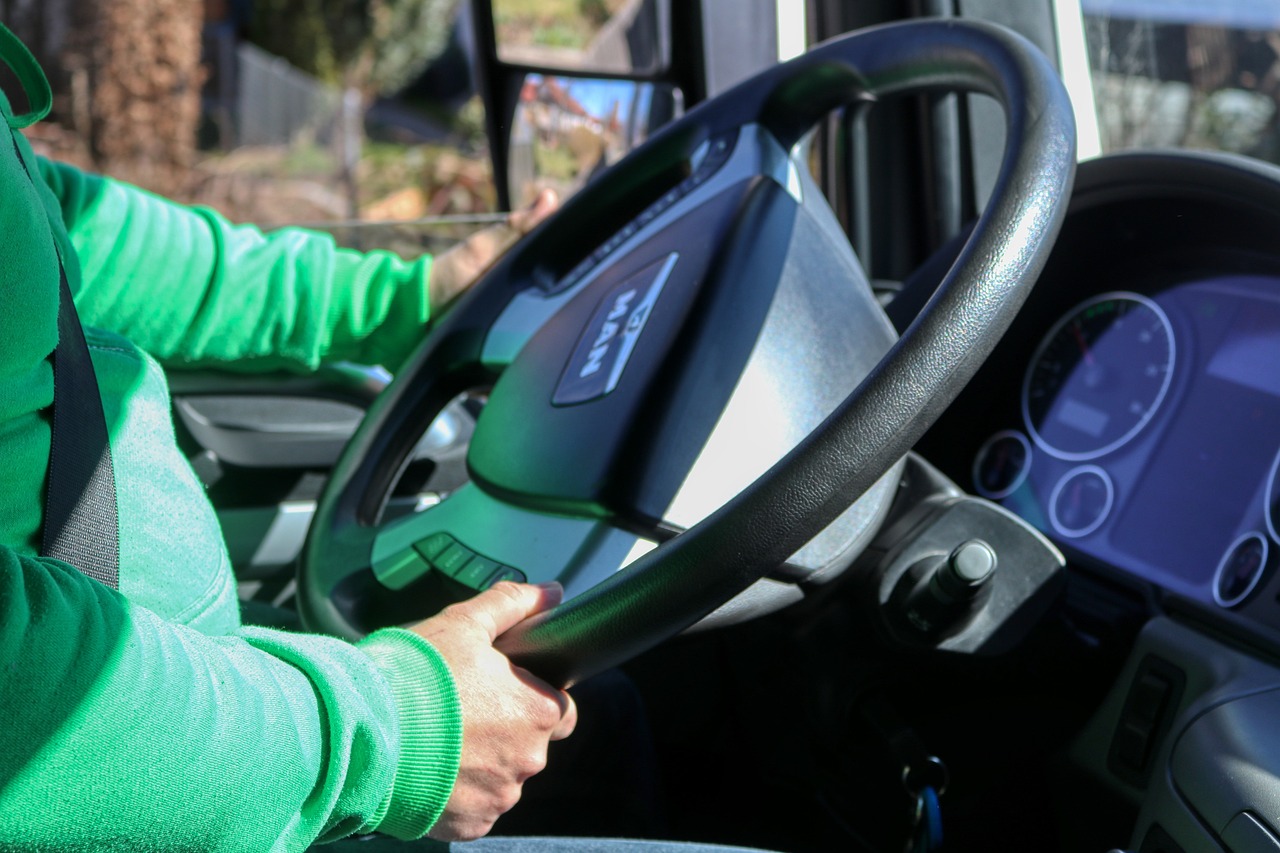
[973,430,1032,499]
[1023,292,1175,461]
[1213,532,1269,609]
[1049,466,1114,538]
[1267,448,1280,546]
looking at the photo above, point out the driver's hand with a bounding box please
[412,581,577,841]
[427,189,559,311]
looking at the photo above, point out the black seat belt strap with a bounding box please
[3,22,119,586]
[41,266,121,589]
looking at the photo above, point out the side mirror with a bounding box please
[508,74,679,206]
[470,0,689,209]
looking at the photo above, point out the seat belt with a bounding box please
[1,22,120,587]
[41,266,121,589]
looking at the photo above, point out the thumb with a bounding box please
[455,581,563,641]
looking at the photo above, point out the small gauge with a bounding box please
[1049,466,1114,538]
[1023,292,1175,461]
[1213,532,1269,608]
[973,430,1032,499]
[1267,448,1280,546]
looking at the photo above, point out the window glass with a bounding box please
[1083,0,1280,163]
[17,3,498,254]
[493,0,667,75]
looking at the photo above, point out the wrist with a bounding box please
[357,627,463,839]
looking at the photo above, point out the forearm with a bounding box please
[36,157,434,372]
[0,548,460,850]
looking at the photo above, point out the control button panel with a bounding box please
[1108,655,1186,788]
[373,533,527,591]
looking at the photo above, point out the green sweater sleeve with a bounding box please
[35,156,435,373]
[0,546,460,850]
[1,41,461,848]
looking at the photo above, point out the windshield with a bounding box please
[1082,0,1280,163]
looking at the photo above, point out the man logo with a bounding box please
[552,253,677,407]
[579,288,637,378]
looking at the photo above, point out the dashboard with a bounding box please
[917,151,1280,643]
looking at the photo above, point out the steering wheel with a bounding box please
[299,18,1076,688]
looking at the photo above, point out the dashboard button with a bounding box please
[433,542,474,577]
[413,532,454,562]
[455,555,501,590]
[1109,656,1185,787]
[372,549,431,588]
[486,567,527,586]
[1114,719,1154,770]
[1130,673,1171,725]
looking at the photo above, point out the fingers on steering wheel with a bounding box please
[456,581,562,641]
[509,656,578,740]
[551,690,578,741]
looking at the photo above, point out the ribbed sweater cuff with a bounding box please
[357,627,462,839]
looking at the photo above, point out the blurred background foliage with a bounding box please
[493,0,614,50]
[0,0,497,245]
[250,0,456,96]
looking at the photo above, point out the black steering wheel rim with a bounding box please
[299,18,1076,688]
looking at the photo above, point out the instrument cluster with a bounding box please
[909,153,1280,635]
[971,275,1280,614]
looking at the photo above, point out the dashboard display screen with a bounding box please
[1113,284,1280,588]
[1206,300,1280,398]
[1113,365,1280,583]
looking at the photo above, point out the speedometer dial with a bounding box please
[1023,293,1175,461]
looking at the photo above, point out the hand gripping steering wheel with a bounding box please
[299,19,1076,688]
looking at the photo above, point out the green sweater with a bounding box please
[0,25,462,851]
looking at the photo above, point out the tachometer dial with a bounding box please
[1023,293,1175,460]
